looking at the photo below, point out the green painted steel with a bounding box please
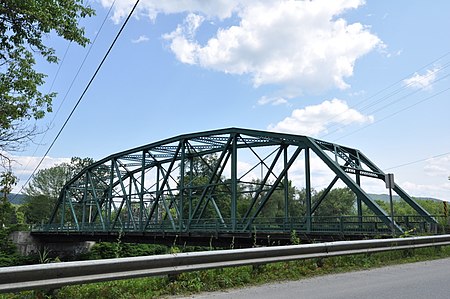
[37,128,438,238]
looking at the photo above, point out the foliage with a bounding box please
[0,168,18,228]
[0,228,34,267]
[178,154,359,225]
[19,195,54,225]
[84,242,169,260]
[179,154,232,220]
[20,157,93,224]
[24,157,93,199]
[290,230,300,245]
[313,187,356,217]
[374,198,446,216]
[0,0,94,156]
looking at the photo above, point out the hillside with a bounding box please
[368,193,442,202]
[1,193,27,205]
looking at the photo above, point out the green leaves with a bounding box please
[0,0,95,153]
[21,157,94,224]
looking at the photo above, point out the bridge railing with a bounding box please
[32,215,445,235]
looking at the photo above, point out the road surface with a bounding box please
[180,258,450,299]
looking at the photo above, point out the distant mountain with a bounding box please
[1,193,27,205]
[368,193,442,202]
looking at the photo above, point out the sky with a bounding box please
[9,0,450,201]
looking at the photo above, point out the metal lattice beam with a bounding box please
[45,128,437,239]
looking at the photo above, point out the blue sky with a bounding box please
[10,0,450,200]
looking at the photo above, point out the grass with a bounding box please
[2,245,450,299]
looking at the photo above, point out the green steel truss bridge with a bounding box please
[32,128,438,246]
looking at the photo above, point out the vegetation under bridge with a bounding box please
[31,128,438,246]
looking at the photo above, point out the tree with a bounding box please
[21,157,93,224]
[313,187,356,217]
[0,0,94,160]
[0,169,17,227]
[179,154,231,220]
[24,157,93,199]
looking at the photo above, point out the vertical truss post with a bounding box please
[355,153,363,223]
[155,163,160,224]
[188,157,193,227]
[179,140,186,232]
[107,160,114,230]
[231,133,238,231]
[128,176,135,229]
[140,151,145,231]
[356,172,363,224]
[305,147,312,232]
[81,173,88,229]
[60,190,66,228]
[283,145,289,225]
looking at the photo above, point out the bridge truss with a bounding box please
[35,128,437,245]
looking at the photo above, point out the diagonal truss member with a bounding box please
[47,128,437,235]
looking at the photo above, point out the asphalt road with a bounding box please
[180,258,450,299]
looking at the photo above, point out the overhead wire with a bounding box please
[321,71,450,139]
[333,86,450,142]
[14,0,116,183]
[384,151,450,171]
[318,53,450,139]
[13,0,141,195]
[318,51,450,173]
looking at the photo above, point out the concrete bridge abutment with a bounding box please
[9,231,95,259]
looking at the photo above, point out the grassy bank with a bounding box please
[2,245,450,299]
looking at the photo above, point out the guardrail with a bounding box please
[1,234,450,293]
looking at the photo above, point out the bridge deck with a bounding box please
[32,215,441,247]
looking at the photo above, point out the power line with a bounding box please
[384,151,450,171]
[14,0,141,195]
[15,0,116,182]
[318,51,450,136]
[321,71,450,139]
[332,86,450,142]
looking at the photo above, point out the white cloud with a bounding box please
[403,68,439,90]
[401,181,450,201]
[131,35,150,43]
[257,96,288,106]
[163,0,381,94]
[10,155,70,176]
[268,98,374,136]
[162,13,205,64]
[99,0,241,24]
[424,154,450,177]
[9,155,71,193]
[102,0,382,96]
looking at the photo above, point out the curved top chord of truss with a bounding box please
[46,128,436,238]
